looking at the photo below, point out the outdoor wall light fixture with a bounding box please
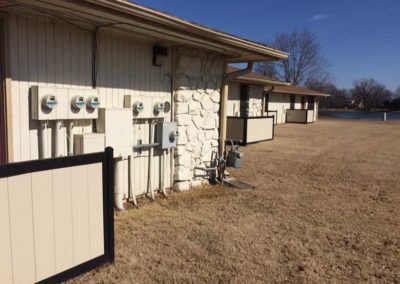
[153,45,168,67]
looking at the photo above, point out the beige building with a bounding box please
[0,1,288,200]
[226,68,329,143]
[227,68,329,128]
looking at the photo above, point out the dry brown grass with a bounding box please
[70,118,400,283]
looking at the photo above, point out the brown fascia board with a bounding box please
[92,0,289,60]
[272,89,330,97]
[232,77,291,87]
[13,0,288,61]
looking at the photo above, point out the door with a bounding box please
[308,96,315,110]
[240,84,249,117]
[301,96,306,110]
[0,18,7,165]
[290,95,296,110]
[263,92,269,114]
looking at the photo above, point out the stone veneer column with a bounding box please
[173,48,224,191]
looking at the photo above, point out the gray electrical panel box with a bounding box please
[156,122,178,149]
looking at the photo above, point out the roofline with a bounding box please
[232,77,291,86]
[85,0,289,60]
[7,0,288,61]
[272,88,330,97]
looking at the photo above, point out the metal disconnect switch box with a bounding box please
[74,133,105,155]
[156,122,178,149]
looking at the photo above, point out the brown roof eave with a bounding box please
[232,77,291,87]
[272,89,330,97]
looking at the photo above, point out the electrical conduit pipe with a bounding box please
[68,121,74,156]
[160,149,167,197]
[129,155,138,207]
[114,157,125,211]
[54,120,63,157]
[147,119,155,201]
[40,121,49,159]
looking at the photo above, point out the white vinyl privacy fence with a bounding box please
[0,148,114,284]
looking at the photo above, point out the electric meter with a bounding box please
[87,96,100,110]
[133,101,144,113]
[42,95,58,110]
[153,101,165,114]
[72,96,86,109]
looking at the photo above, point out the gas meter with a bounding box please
[225,140,242,168]
[87,96,100,110]
[42,95,58,110]
[72,96,86,110]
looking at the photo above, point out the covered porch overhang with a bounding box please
[0,0,288,62]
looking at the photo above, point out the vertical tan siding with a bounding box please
[0,163,104,283]
[7,12,173,196]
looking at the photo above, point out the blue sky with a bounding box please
[132,0,400,91]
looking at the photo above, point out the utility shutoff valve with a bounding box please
[133,101,144,113]
[42,95,58,110]
[72,96,86,109]
[154,101,165,114]
[87,96,100,110]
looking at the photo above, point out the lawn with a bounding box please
[70,117,400,283]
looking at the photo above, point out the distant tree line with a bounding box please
[256,29,400,111]
[307,79,400,111]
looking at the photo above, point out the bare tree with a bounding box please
[351,79,390,111]
[256,29,330,85]
[256,61,278,78]
[306,79,348,109]
[395,86,400,98]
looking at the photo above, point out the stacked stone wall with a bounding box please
[173,48,224,190]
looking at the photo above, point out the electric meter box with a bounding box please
[124,95,154,118]
[31,86,68,120]
[96,108,133,157]
[74,133,105,155]
[84,90,100,119]
[31,86,99,120]
[156,122,178,149]
[68,89,85,119]
[124,95,171,118]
